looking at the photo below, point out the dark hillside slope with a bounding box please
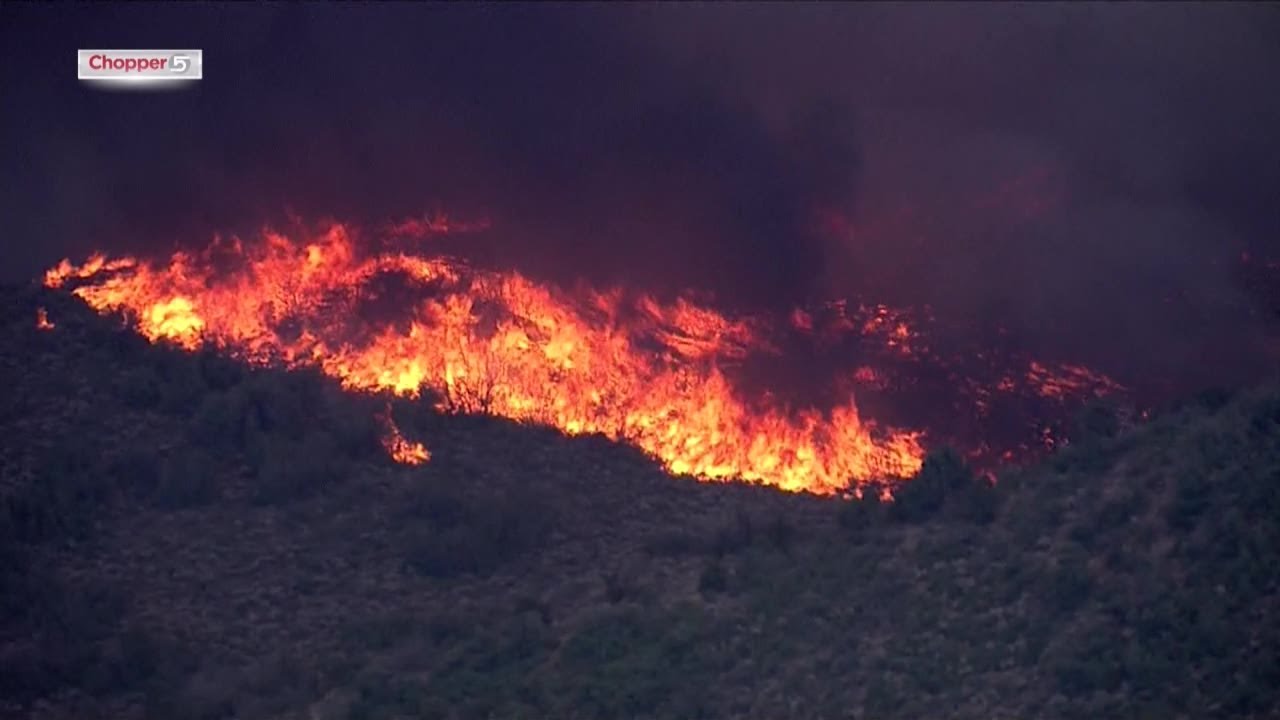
[2,285,1278,719]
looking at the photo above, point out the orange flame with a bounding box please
[1026,361,1125,399]
[35,307,54,330]
[44,221,925,494]
[380,406,430,465]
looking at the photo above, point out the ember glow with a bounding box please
[43,219,935,494]
[35,307,54,330]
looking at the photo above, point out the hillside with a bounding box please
[3,284,1279,720]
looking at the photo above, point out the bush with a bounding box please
[244,369,330,442]
[946,475,1000,525]
[12,442,108,544]
[191,387,252,451]
[1074,399,1122,442]
[1192,386,1235,413]
[153,349,210,415]
[710,510,755,557]
[1047,553,1093,616]
[554,607,716,717]
[763,512,795,552]
[602,568,642,604]
[643,530,705,557]
[401,485,554,578]
[105,447,162,500]
[698,560,728,596]
[1054,653,1124,696]
[890,447,979,524]
[251,431,349,506]
[837,488,883,540]
[195,347,245,392]
[0,581,125,704]
[152,446,221,510]
[82,624,194,697]
[1167,471,1211,532]
[325,397,384,461]
[890,450,952,522]
[404,525,503,579]
[113,366,163,410]
[1247,391,1280,435]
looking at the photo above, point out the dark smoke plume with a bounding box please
[0,4,852,309]
[2,3,1278,391]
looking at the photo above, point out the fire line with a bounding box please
[43,219,929,494]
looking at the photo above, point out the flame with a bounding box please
[1026,361,1124,399]
[35,307,54,330]
[44,220,926,494]
[386,211,492,239]
[380,406,430,465]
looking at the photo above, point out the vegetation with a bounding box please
[3,286,1279,719]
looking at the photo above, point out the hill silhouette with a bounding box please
[3,284,1278,719]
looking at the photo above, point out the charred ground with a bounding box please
[3,285,1279,719]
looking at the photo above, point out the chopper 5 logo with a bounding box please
[78,49,202,87]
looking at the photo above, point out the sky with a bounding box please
[2,3,1278,389]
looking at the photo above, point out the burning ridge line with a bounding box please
[42,218,930,494]
[41,215,1127,493]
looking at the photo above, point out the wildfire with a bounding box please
[35,307,54,330]
[1026,361,1124,399]
[380,406,430,465]
[44,220,927,494]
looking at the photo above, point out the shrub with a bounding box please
[244,369,329,442]
[153,349,210,415]
[154,446,221,509]
[710,510,755,557]
[13,442,107,544]
[82,624,193,697]
[1192,386,1235,413]
[763,511,795,552]
[0,581,125,703]
[324,398,384,461]
[404,525,505,579]
[251,431,349,506]
[553,607,716,717]
[1054,653,1124,696]
[195,347,245,392]
[1073,399,1122,442]
[890,447,975,523]
[113,366,163,410]
[105,447,162,500]
[1047,554,1093,616]
[1247,390,1280,435]
[1096,490,1147,531]
[1167,471,1211,532]
[946,474,1000,525]
[190,387,251,452]
[643,530,705,557]
[400,485,554,578]
[837,488,883,540]
[602,569,641,604]
[698,560,728,596]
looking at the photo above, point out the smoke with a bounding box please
[0,4,851,309]
[3,4,1278,389]
[629,3,1280,389]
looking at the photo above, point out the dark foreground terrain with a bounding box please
[2,285,1278,719]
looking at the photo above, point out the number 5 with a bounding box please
[171,55,190,73]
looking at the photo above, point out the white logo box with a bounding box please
[78,49,203,84]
